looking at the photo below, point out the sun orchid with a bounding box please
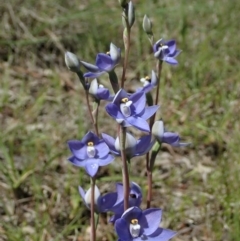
[82,43,121,78]
[68,131,115,177]
[152,120,189,146]
[102,132,155,159]
[105,89,159,132]
[115,206,176,241]
[153,39,181,65]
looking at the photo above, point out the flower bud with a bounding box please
[65,51,81,73]
[128,1,135,28]
[152,120,164,141]
[143,15,153,35]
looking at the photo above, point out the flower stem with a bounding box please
[119,125,129,211]
[85,90,99,136]
[146,60,163,208]
[146,162,152,209]
[121,17,131,88]
[92,100,100,137]
[90,177,96,241]
[149,60,163,128]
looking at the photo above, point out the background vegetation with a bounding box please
[0,0,240,240]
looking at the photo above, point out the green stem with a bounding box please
[146,60,163,208]
[76,70,87,90]
[85,90,99,136]
[120,125,129,211]
[92,100,100,137]
[146,164,152,209]
[90,177,96,241]
[149,60,163,129]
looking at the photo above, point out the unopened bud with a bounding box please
[143,15,153,35]
[152,120,164,141]
[65,51,81,73]
[128,1,135,28]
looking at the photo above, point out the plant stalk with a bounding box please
[119,125,129,211]
[85,90,99,136]
[90,177,96,241]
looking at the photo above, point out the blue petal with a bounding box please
[165,40,176,55]
[81,61,100,72]
[140,84,154,93]
[130,91,146,115]
[122,207,142,222]
[112,89,129,105]
[135,135,154,156]
[81,131,98,144]
[96,88,110,100]
[168,49,181,58]
[140,208,162,235]
[96,53,114,72]
[115,218,132,241]
[85,160,99,177]
[71,146,88,160]
[162,132,179,145]
[114,183,124,206]
[163,57,178,65]
[68,140,87,159]
[127,116,150,132]
[67,140,83,150]
[149,228,177,241]
[98,192,118,212]
[84,71,105,78]
[68,156,85,167]
[102,133,120,155]
[95,140,110,158]
[105,103,124,119]
[140,105,159,120]
[97,154,115,166]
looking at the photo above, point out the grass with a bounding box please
[0,0,240,240]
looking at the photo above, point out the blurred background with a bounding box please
[0,0,240,240]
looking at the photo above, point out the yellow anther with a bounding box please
[121,98,129,103]
[145,76,150,80]
[106,51,110,55]
[87,142,94,146]
[131,219,138,225]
